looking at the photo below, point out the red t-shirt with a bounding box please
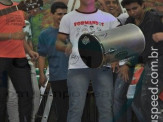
[0,2,26,58]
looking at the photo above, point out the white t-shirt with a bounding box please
[59,9,120,69]
[23,20,32,60]
[117,13,129,25]
[23,20,32,41]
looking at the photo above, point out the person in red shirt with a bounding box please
[0,0,38,121]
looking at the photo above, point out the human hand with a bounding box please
[65,42,72,56]
[152,32,163,42]
[118,65,129,82]
[28,50,39,61]
[11,31,26,40]
[111,61,119,72]
[39,74,47,87]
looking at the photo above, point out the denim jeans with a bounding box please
[67,67,113,122]
[113,76,129,122]
[113,67,134,122]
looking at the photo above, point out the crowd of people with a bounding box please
[0,0,162,122]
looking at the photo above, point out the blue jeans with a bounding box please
[113,67,134,122]
[67,67,113,122]
[113,75,130,122]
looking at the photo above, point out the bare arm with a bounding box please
[28,40,34,50]
[0,31,26,41]
[0,33,11,41]
[38,56,46,87]
[56,33,72,55]
[24,40,32,53]
[24,40,39,60]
